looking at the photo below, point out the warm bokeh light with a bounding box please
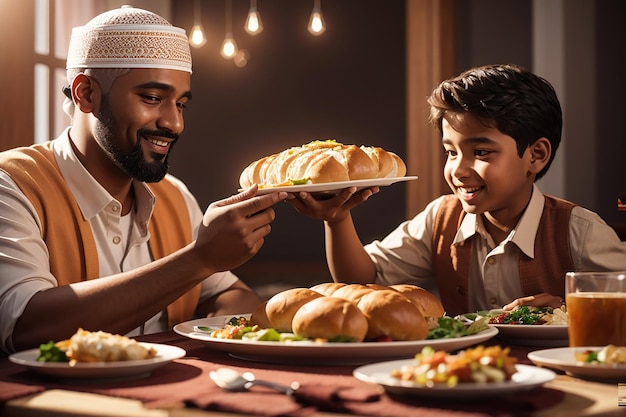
[245,8,263,35]
[189,24,207,48]
[309,8,326,36]
[221,35,238,59]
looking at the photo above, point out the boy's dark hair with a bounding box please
[427,64,562,180]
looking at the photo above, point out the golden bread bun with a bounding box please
[291,297,368,342]
[249,301,273,329]
[239,140,407,188]
[390,284,445,318]
[357,290,429,341]
[331,283,376,304]
[366,283,396,291]
[309,282,346,296]
[265,288,323,332]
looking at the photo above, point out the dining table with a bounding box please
[1,326,624,417]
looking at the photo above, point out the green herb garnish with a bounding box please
[37,341,69,362]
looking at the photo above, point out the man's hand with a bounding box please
[194,185,287,272]
[286,186,379,225]
[503,292,565,311]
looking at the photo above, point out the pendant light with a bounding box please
[308,0,326,36]
[220,0,238,59]
[244,0,263,35]
[189,0,207,48]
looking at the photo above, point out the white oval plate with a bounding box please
[253,176,418,196]
[353,361,555,399]
[173,315,498,365]
[528,346,626,379]
[9,343,185,379]
[492,324,569,347]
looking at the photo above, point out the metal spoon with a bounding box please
[209,367,300,395]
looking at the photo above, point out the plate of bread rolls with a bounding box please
[239,140,417,196]
[174,283,498,365]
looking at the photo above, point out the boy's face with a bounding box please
[442,115,536,224]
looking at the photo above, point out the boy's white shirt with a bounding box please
[366,184,626,312]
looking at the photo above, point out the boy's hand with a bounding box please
[503,292,565,311]
[286,186,379,224]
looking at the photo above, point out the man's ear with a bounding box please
[71,73,101,114]
[528,137,551,174]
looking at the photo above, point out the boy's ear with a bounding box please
[528,137,551,174]
[71,73,102,114]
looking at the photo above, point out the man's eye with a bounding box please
[444,149,457,157]
[141,95,161,103]
[475,149,491,157]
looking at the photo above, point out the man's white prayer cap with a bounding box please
[66,5,192,74]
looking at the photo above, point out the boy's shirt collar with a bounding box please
[453,184,545,259]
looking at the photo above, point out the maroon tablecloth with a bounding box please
[0,332,565,417]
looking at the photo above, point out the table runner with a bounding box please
[0,331,565,417]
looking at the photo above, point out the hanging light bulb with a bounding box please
[221,0,238,59]
[189,0,207,48]
[221,35,238,59]
[245,0,263,35]
[308,0,326,36]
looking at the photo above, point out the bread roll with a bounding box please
[239,140,407,188]
[264,288,323,332]
[249,301,273,329]
[310,282,346,296]
[291,297,368,342]
[390,284,445,318]
[357,290,429,341]
[331,283,376,304]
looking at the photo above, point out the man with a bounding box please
[0,6,286,354]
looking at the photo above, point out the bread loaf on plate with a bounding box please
[239,140,407,189]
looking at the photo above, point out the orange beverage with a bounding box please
[566,292,626,346]
[565,271,626,347]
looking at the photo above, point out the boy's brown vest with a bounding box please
[432,194,575,316]
[0,142,200,328]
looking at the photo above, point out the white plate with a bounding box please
[528,346,626,380]
[353,361,555,399]
[253,176,418,196]
[9,343,185,379]
[492,324,569,347]
[173,315,498,365]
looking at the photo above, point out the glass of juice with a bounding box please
[565,271,626,347]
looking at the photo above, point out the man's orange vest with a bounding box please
[432,194,575,316]
[0,142,200,328]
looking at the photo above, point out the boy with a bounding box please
[287,64,626,316]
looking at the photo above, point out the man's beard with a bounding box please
[94,95,178,183]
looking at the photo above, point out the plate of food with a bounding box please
[238,139,414,198]
[528,345,626,380]
[173,315,498,365]
[353,345,555,398]
[253,176,418,196]
[9,329,186,379]
[460,306,569,347]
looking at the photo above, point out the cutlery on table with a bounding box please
[209,367,300,395]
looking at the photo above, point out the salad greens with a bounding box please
[37,341,69,362]
[426,316,489,339]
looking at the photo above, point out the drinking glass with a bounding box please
[565,271,626,347]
